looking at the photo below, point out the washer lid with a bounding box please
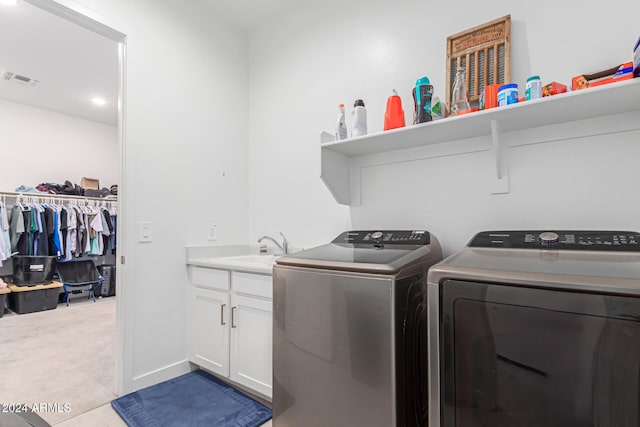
[428,230,640,295]
[276,230,439,274]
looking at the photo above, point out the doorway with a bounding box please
[0,0,126,424]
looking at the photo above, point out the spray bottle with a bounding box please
[336,103,347,140]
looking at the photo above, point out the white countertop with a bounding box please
[188,255,277,275]
[185,244,283,275]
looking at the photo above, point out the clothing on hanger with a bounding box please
[9,204,25,253]
[1,195,117,260]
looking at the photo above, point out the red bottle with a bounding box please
[384,89,405,131]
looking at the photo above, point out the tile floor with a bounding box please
[1,295,273,426]
[55,404,272,426]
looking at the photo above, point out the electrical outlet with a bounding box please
[208,224,217,241]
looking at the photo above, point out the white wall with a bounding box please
[44,0,637,396]
[248,0,640,253]
[0,98,118,190]
[55,0,250,393]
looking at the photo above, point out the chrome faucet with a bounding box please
[258,232,290,255]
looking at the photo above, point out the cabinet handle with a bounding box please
[220,304,226,325]
[231,306,237,328]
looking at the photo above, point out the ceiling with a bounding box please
[0,0,301,127]
[0,1,118,126]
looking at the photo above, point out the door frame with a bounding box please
[24,0,128,395]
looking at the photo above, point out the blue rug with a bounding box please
[111,370,272,427]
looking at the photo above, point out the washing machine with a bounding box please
[273,230,442,427]
[427,230,640,427]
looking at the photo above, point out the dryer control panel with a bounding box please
[333,230,431,245]
[469,230,640,252]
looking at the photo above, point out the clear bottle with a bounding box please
[336,103,348,140]
[351,99,367,137]
[451,67,471,116]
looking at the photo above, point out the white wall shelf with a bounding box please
[320,78,640,205]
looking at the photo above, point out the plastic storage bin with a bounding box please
[12,256,57,286]
[0,287,9,317]
[8,282,62,314]
[97,265,116,297]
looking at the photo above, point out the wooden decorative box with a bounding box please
[446,15,511,110]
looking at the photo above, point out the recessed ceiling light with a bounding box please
[91,97,107,106]
[0,0,18,5]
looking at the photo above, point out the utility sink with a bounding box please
[221,254,280,265]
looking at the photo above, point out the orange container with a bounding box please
[480,84,500,109]
[542,81,567,97]
[384,92,406,130]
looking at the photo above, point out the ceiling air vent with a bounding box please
[0,70,39,87]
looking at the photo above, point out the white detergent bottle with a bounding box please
[351,99,367,137]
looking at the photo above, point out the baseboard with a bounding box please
[124,359,193,394]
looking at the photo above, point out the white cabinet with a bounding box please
[189,286,230,377]
[187,266,273,399]
[230,293,273,397]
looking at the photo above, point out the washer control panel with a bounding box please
[333,230,431,245]
[469,230,640,251]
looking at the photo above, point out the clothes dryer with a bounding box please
[427,230,640,427]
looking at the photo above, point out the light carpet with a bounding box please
[0,296,117,425]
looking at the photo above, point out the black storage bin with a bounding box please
[8,282,62,314]
[0,288,9,317]
[12,256,57,286]
[98,265,116,297]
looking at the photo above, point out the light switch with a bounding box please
[139,221,153,243]
[208,224,217,241]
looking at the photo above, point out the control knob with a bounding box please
[539,232,559,246]
[371,231,384,240]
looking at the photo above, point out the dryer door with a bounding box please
[441,280,640,427]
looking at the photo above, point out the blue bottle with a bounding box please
[412,77,434,124]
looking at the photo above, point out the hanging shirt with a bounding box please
[63,206,76,261]
[59,206,68,258]
[18,209,31,256]
[52,208,62,258]
[9,205,25,253]
[89,212,104,255]
[108,214,117,251]
[85,213,95,254]
[100,209,111,255]
[36,206,49,256]
[1,203,10,257]
[33,204,43,255]
[74,206,84,258]
[29,208,37,256]
[0,203,8,265]
[44,206,56,257]
[85,212,93,254]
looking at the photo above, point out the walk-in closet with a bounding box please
[0,1,121,424]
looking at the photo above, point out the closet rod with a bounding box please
[0,191,117,203]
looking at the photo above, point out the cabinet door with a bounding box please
[230,294,273,398]
[189,286,230,377]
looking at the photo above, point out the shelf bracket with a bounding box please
[490,119,509,194]
[320,132,353,205]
